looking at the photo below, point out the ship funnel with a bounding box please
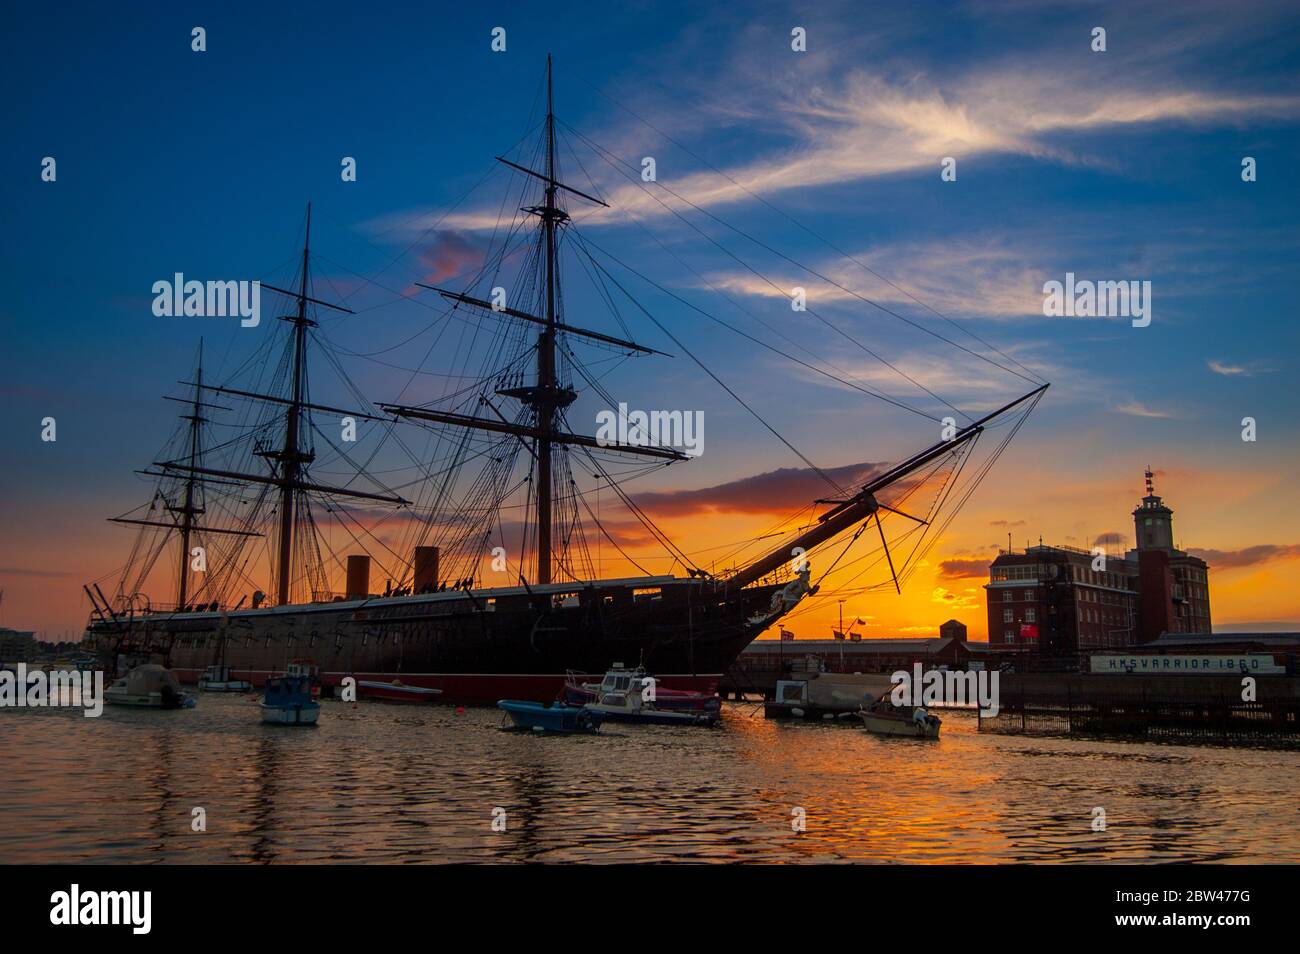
[414,546,439,594]
[346,555,371,600]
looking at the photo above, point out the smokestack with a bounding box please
[414,546,439,594]
[346,555,371,600]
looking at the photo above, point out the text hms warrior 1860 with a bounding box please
[83,59,1047,703]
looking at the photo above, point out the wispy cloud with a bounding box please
[1209,359,1250,376]
[1208,358,1275,377]
[366,41,1300,238]
[937,557,991,580]
[1113,400,1174,419]
[700,236,1047,319]
[633,460,882,517]
[1188,543,1300,569]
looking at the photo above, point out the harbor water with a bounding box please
[3,696,1298,863]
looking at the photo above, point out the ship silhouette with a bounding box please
[84,59,1048,702]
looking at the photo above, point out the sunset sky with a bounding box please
[3,0,1299,641]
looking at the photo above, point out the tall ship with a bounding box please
[83,60,1047,703]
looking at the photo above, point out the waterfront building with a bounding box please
[0,627,37,663]
[939,619,968,641]
[985,469,1211,655]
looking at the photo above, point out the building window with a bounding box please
[1003,608,1013,623]
[1023,590,1033,601]
[1025,608,1036,623]
[1005,629,1015,643]
[1004,590,1014,601]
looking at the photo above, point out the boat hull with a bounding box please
[87,577,791,705]
[356,681,443,704]
[105,689,194,709]
[562,682,719,712]
[858,711,941,738]
[198,681,253,693]
[260,703,320,725]
[498,700,603,734]
[587,707,718,727]
[763,702,861,721]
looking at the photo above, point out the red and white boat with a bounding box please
[562,665,720,713]
[356,678,443,704]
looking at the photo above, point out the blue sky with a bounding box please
[3,0,1299,635]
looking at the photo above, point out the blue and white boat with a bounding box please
[260,674,321,725]
[497,699,603,734]
[582,687,719,726]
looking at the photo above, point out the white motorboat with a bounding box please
[197,664,253,693]
[105,664,195,709]
[582,687,718,726]
[857,698,941,739]
[765,672,897,720]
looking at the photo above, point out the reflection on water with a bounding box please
[3,697,1298,863]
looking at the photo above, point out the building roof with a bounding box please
[1146,631,1300,649]
[743,636,958,654]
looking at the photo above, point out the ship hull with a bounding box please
[86,576,796,704]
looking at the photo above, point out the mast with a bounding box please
[537,55,559,585]
[384,57,692,585]
[275,202,314,605]
[110,347,264,610]
[153,206,409,607]
[174,346,204,607]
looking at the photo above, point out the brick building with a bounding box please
[985,469,1211,655]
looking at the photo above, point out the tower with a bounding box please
[1133,466,1174,551]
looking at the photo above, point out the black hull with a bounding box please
[86,576,797,703]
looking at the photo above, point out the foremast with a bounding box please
[155,203,410,606]
[109,345,261,610]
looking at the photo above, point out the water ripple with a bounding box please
[2,698,1297,863]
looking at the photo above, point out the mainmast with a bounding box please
[273,202,315,605]
[384,57,690,586]
[537,56,560,586]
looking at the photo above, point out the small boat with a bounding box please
[260,674,321,725]
[857,697,941,739]
[356,679,443,704]
[105,664,195,709]
[562,665,720,713]
[497,700,603,734]
[582,687,719,726]
[197,664,253,693]
[764,672,897,721]
[283,658,322,698]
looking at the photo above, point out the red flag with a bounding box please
[1019,623,1039,640]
